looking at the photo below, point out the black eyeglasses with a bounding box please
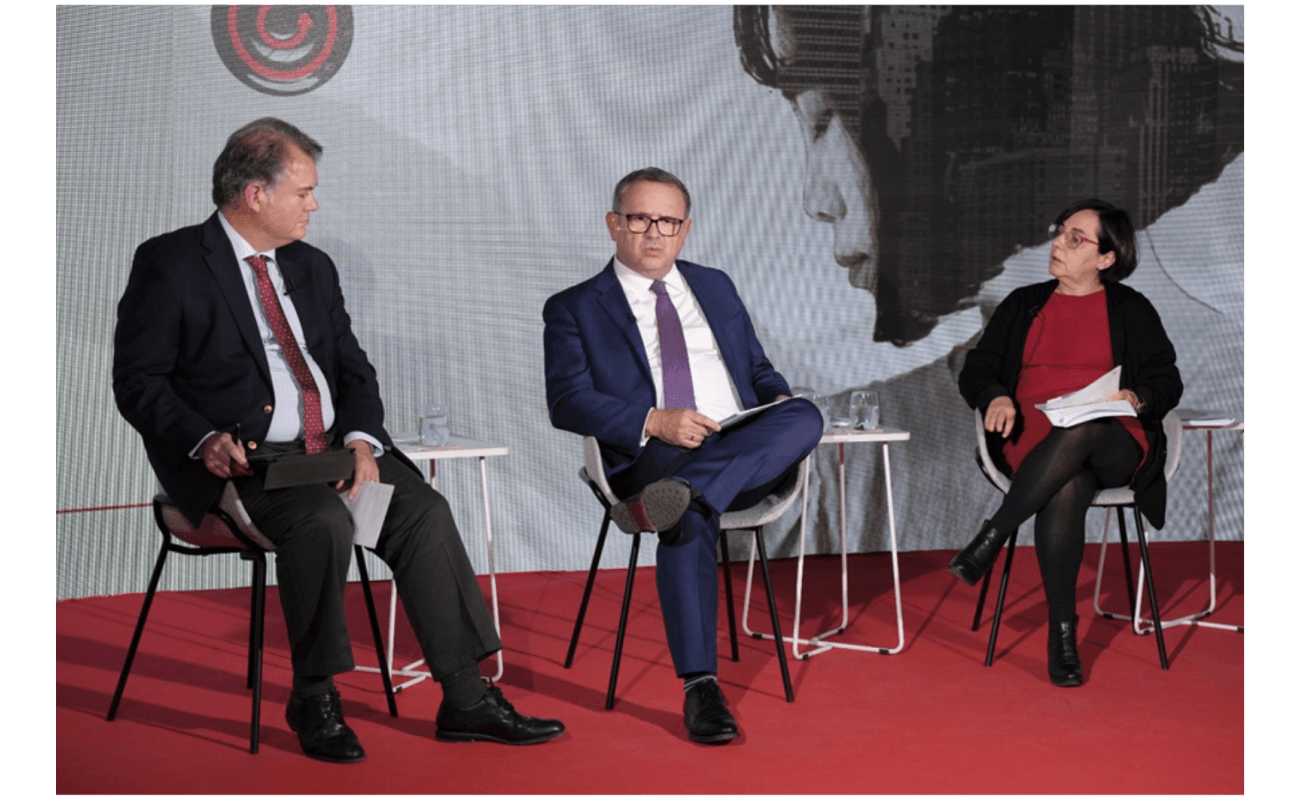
[618,213,684,236]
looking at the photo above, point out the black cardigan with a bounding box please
[958,280,1182,528]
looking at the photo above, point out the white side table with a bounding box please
[1092,417,1244,633]
[742,426,911,658]
[354,435,508,689]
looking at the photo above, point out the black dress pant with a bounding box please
[235,445,501,680]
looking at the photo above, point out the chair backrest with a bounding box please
[579,436,620,507]
[973,409,1013,494]
[974,408,1184,504]
[154,481,276,552]
[718,457,810,531]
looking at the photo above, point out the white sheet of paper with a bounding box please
[342,481,394,548]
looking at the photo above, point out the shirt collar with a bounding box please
[217,211,277,265]
[613,257,683,296]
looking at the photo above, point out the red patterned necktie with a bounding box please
[246,255,327,454]
[651,279,696,410]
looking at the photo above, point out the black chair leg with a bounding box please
[247,553,266,754]
[720,532,740,662]
[606,531,641,710]
[354,547,399,716]
[754,528,795,702]
[566,513,613,669]
[107,539,170,722]
[1132,510,1171,669]
[972,569,992,631]
[984,529,1021,667]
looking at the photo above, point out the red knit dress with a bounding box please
[1003,290,1147,475]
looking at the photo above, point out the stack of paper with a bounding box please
[1034,366,1136,428]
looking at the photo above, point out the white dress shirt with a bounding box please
[614,258,744,433]
[190,213,381,456]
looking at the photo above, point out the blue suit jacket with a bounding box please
[113,213,404,525]
[543,259,790,477]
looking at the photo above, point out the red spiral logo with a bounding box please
[211,5,354,96]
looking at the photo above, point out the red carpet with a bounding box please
[56,542,1243,794]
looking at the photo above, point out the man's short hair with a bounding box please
[212,117,323,208]
[612,167,692,217]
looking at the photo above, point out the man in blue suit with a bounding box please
[544,168,823,743]
[113,118,564,762]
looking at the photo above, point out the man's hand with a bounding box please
[984,396,1017,439]
[200,432,253,479]
[336,440,380,500]
[646,408,721,449]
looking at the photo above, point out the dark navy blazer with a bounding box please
[543,258,790,477]
[113,213,399,525]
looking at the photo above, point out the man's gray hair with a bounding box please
[612,167,692,217]
[212,117,323,208]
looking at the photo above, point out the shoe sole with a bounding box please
[610,480,691,533]
[435,729,565,746]
[688,730,739,744]
[1050,674,1083,688]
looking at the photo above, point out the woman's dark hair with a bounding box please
[1054,199,1138,283]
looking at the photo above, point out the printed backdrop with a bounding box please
[56,5,1244,599]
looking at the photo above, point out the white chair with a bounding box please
[106,482,397,753]
[564,436,804,708]
[970,410,1183,670]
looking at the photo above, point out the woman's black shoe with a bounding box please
[1047,616,1084,687]
[947,519,1008,586]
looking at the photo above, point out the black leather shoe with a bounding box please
[1047,616,1084,687]
[610,478,692,534]
[285,689,366,764]
[683,680,739,744]
[947,519,1009,586]
[435,682,566,745]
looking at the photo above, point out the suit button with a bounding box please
[262,405,273,414]
[247,441,258,450]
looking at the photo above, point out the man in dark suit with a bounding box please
[543,168,823,743]
[112,118,564,763]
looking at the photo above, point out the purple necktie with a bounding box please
[651,279,696,410]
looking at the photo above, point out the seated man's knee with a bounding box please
[281,499,354,554]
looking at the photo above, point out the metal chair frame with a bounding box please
[107,490,398,754]
[564,437,799,709]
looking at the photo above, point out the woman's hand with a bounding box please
[1108,389,1143,412]
[984,396,1017,438]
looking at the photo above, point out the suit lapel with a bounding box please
[594,259,655,386]
[200,214,273,388]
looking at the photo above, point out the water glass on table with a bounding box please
[418,402,450,446]
[851,390,879,430]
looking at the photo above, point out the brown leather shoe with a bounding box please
[609,478,692,534]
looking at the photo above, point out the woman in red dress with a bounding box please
[953,200,1182,686]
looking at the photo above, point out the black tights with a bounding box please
[989,419,1142,623]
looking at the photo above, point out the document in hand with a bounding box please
[718,398,788,430]
[341,481,395,548]
[1034,366,1136,428]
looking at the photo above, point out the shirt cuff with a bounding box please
[189,431,218,459]
[639,408,655,448]
[344,431,384,457]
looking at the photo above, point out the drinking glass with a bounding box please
[851,390,880,430]
[418,401,450,446]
